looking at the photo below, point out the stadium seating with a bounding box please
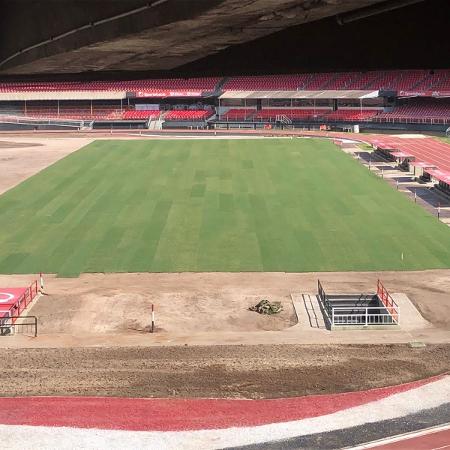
[432,69,450,90]
[122,110,160,120]
[393,70,430,91]
[17,106,214,121]
[219,75,311,90]
[0,78,220,93]
[221,109,256,120]
[252,109,327,121]
[222,71,434,92]
[326,109,379,121]
[22,104,122,120]
[164,110,214,120]
[347,71,385,90]
[1,71,448,94]
[375,99,450,123]
[363,70,430,91]
[414,69,450,91]
[1,70,449,127]
[322,72,361,90]
[220,108,379,122]
[303,73,335,90]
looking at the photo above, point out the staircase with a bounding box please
[342,72,363,89]
[276,114,292,124]
[410,73,433,91]
[298,73,314,90]
[213,77,229,95]
[362,71,392,90]
[148,118,164,130]
[80,121,94,131]
[321,72,342,90]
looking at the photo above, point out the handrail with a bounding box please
[332,306,399,310]
[317,279,400,326]
[377,279,399,323]
[2,280,39,324]
[0,315,38,337]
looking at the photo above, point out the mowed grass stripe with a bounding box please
[0,138,449,275]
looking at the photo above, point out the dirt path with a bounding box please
[0,344,447,399]
[0,137,92,194]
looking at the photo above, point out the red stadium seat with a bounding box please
[221,109,256,120]
[0,78,220,93]
[375,99,450,124]
[0,71,446,94]
[164,110,214,120]
[122,110,160,120]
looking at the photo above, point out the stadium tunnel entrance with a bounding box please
[317,280,400,329]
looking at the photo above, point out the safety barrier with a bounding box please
[377,279,400,323]
[0,315,37,337]
[317,279,400,327]
[317,279,331,318]
[331,307,398,326]
[0,114,91,128]
[4,280,39,324]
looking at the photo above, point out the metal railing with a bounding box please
[377,279,400,324]
[318,279,332,318]
[373,117,450,125]
[318,279,400,327]
[331,307,399,326]
[0,114,88,128]
[5,280,39,322]
[0,315,38,337]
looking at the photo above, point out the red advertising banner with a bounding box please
[136,91,203,98]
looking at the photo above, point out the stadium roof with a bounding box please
[0,0,387,75]
[391,151,414,158]
[219,90,380,100]
[427,169,450,184]
[1,0,443,77]
[410,161,437,169]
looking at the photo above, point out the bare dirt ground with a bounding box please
[0,137,92,194]
[0,344,448,399]
[0,270,448,350]
[0,140,42,148]
[28,273,297,336]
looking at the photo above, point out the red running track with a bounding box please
[365,136,450,174]
[300,131,450,175]
[366,428,450,449]
[0,376,440,432]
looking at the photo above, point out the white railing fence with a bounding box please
[331,306,400,326]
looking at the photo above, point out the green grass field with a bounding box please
[0,138,449,276]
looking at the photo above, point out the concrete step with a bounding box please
[290,293,327,330]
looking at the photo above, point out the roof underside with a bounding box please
[0,0,386,75]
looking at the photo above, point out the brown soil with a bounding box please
[0,140,43,148]
[7,270,448,336]
[0,136,92,194]
[0,344,447,399]
[29,287,296,335]
[0,270,447,351]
